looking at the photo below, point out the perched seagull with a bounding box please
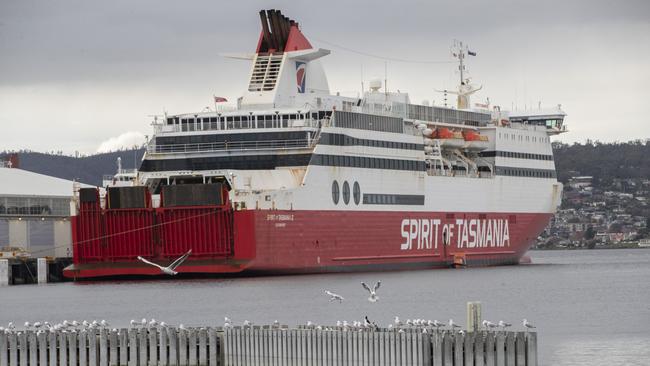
[7,322,15,330]
[24,322,32,329]
[394,316,403,327]
[137,250,192,275]
[71,321,79,328]
[432,319,444,329]
[179,324,186,330]
[361,281,381,302]
[141,319,147,327]
[325,290,344,303]
[224,317,232,324]
[34,322,42,329]
[130,320,138,327]
[243,320,252,328]
[449,319,461,329]
[482,320,497,330]
[498,320,512,330]
[159,322,168,328]
[100,320,109,328]
[523,319,536,330]
[149,319,158,328]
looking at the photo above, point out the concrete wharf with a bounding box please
[0,325,537,366]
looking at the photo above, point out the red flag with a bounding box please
[214,96,228,103]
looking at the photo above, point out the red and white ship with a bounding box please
[64,10,566,279]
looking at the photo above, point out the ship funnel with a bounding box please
[256,9,312,53]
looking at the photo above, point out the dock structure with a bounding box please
[0,325,537,366]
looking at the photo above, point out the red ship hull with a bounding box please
[64,209,551,279]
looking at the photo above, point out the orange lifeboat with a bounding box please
[462,130,489,150]
[434,128,465,148]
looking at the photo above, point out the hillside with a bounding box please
[0,149,145,186]
[553,140,650,188]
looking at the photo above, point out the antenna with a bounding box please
[361,64,364,93]
[384,61,388,96]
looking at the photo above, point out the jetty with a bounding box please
[0,325,536,366]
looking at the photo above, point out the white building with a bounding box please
[0,167,93,258]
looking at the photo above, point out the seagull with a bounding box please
[130,320,138,327]
[159,322,168,328]
[432,319,444,329]
[523,319,536,330]
[325,290,344,303]
[34,322,42,329]
[179,324,186,330]
[224,317,231,324]
[243,320,252,328]
[100,320,109,328]
[137,250,192,275]
[361,281,381,302]
[394,316,403,327]
[149,319,158,328]
[7,322,15,330]
[482,320,497,330]
[449,319,461,329]
[498,320,512,330]
[24,322,32,329]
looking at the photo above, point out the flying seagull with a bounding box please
[137,250,192,275]
[325,290,344,303]
[361,281,381,302]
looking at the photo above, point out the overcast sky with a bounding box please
[1,0,648,154]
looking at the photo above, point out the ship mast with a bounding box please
[436,40,482,109]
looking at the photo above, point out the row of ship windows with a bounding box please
[498,168,556,178]
[167,112,331,128]
[498,132,550,143]
[312,154,425,171]
[480,151,554,161]
[320,133,422,151]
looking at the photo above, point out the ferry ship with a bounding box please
[64,10,566,278]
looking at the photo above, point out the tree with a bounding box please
[585,226,596,240]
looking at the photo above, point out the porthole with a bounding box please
[342,181,351,205]
[332,181,340,205]
[353,182,361,205]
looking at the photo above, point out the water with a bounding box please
[1,249,649,365]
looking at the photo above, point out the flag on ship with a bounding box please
[214,96,228,103]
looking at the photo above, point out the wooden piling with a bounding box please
[18,331,27,366]
[89,331,98,366]
[128,329,138,366]
[69,332,79,366]
[59,331,68,366]
[168,328,178,366]
[78,331,87,366]
[28,331,37,366]
[119,329,128,366]
[48,331,57,366]
[516,332,526,366]
[505,332,516,366]
[495,332,505,366]
[148,328,158,366]
[526,332,537,366]
[99,329,108,366]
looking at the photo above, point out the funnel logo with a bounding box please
[295,61,306,93]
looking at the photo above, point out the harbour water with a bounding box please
[1,249,649,365]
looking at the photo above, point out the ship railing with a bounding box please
[147,138,314,154]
